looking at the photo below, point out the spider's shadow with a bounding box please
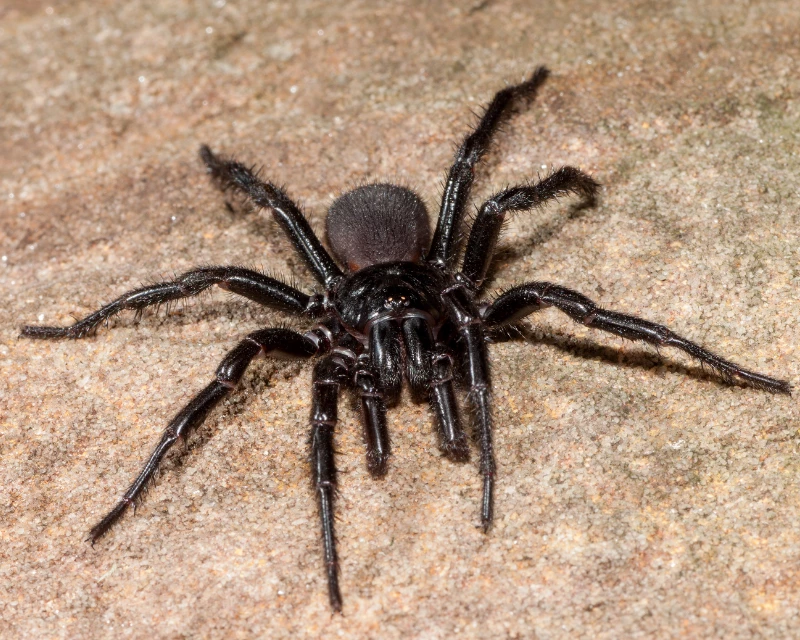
[151,359,308,484]
[489,323,740,391]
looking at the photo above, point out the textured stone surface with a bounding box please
[1,1,798,638]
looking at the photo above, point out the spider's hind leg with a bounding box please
[199,145,342,288]
[429,66,552,268]
[21,266,319,339]
[483,282,792,394]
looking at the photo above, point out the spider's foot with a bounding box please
[329,586,343,614]
[87,499,132,544]
[198,143,216,167]
[735,369,792,395]
[199,144,229,186]
[516,66,550,97]
[20,325,80,340]
[480,474,494,533]
[441,435,470,463]
[366,451,390,477]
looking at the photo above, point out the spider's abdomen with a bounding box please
[325,184,431,271]
[332,262,447,335]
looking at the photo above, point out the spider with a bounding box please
[22,67,791,611]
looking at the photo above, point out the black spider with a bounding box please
[22,67,791,611]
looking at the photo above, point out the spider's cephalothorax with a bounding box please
[22,67,792,612]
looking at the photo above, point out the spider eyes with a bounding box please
[385,295,410,309]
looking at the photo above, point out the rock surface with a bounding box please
[1,1,798,637]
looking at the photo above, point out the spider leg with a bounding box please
[310,356,351,612]
[427,66,551,268]
[430,346,469,461]
[461,168,599,289]
[402,317,468,460]
[21,266,322,339]
[354,361,390,477]
[483,282,792,394]
[442,287,496,529]
[462,325,494,529]
[200,145,343,287]
[88,328,320,542]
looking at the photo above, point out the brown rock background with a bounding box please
[1,1,798,637]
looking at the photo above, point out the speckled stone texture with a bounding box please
[1,1,798,638]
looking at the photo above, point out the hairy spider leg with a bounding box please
[88,329,320,542]
[20,266,321,339]
[428,66,551,268]
[200,145,343,288]
[442,286,496,529]
[461,167,600,289]
[462,326,494,529]
[310,356,351,612]
[361,321,404,475]
[483,282,792,394]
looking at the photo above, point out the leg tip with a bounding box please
[327,576,343,613]
[519,66,550,93]
[441,437,470,463]
[531,65,550,81]
[366,453,390,478]
[20,325,71,339]
[199,144,218,170]
[86,525,105,546]
[481,474,494,531]
[88,499,132,543]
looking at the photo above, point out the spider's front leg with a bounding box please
[483,282,792,393]
[429,347,470,462]
[309,355,352,612]
[89,328,321,541]
[21,266,321,339]
[360,317,469,476]
[442,286,496,530]
[353,360,390,477]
